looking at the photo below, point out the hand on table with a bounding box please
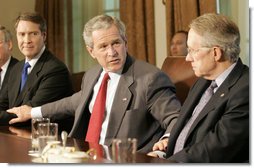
[7,105,32,124]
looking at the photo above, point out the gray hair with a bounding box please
[189,13,240,63]
[83,15,126,48]
[0,25,13,42]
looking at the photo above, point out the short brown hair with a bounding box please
[15,12,47,33]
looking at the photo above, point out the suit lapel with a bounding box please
[1,57,18,89]
[14,51,48,106]
[10,61,24,105]
[75,66,102,123]
[104,56,134,146]
[186,59,245,140]
[179,80,210,129]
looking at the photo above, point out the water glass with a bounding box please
[111,138,137,163]
[38,122,58,154]
[31,118,50,151]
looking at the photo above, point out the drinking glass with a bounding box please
[31,117,50,152]
[37,122,58,154]
[111,138,137,163]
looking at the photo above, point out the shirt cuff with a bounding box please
[152,150,167,159]
[31,106,43,118]
[160,133,170,140]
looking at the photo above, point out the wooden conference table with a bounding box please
[0,126,172,163]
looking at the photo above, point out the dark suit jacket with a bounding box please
[0,49,74,128]
[41,55,181,153]
[0,56,19,95]
[165,59,249,163]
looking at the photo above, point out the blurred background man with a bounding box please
[170,30,188,56]
[0,25,18,94]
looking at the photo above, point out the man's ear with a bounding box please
[86,45,95,59]
[213,47,223,61]
[42,32,47,42]
[7,41,13,50]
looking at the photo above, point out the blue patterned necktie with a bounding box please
[174,81,217,154]
[20,62,31,91]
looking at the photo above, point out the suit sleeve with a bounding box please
[148,71,181,133]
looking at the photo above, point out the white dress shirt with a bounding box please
[25,45,45,74]
[88,70,121,144]
[32,68,122,145]
[0,56,11,89]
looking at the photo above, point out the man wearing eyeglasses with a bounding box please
[0,26,19,94]
[148,13,249,163]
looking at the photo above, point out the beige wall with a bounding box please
[0,0,35,61]
[154,0,167,68]
[218,0,249,66]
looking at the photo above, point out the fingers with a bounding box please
[152,139,168,151]
[147,151,158,158]
[153,142,164,151]
[7,107,19,114]
[9,117,21,125]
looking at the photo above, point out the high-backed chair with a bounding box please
[71,71,85,93]
[161,56,198,104]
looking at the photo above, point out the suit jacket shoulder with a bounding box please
[0,56,19,95]
[0,49,74,126]
[167,59,249,162]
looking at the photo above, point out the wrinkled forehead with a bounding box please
[92,25,122,42]
[187,29,203,47]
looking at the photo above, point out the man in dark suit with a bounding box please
[0,26,19,94]
[148,13,249,163]
[7,15,181,153]
[0,12,73,129]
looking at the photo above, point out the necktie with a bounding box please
[88,142,104,159]
[86,73,110,143]
[174,81,217,154]
[20,62,31,91]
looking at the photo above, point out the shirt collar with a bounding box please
[1,56,11,72]
[25,45,45,70]
[214,62,237,88]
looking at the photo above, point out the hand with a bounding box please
[152,138,168,151]
[7,105,32,124]
[147,150,166,159]
[147,151,159,157]
[9,126,31,139]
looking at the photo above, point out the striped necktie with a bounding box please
[174,81,217,154]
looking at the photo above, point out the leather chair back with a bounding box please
[71,71,85,93]
[161,56,198,104]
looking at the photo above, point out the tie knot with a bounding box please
[210,80,217,90]
[103,73,110,82]
[23,62,31,70]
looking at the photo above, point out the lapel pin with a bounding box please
[122,98,127,101]
[220,93,225,97]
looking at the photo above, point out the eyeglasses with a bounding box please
[187,47,212,56]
